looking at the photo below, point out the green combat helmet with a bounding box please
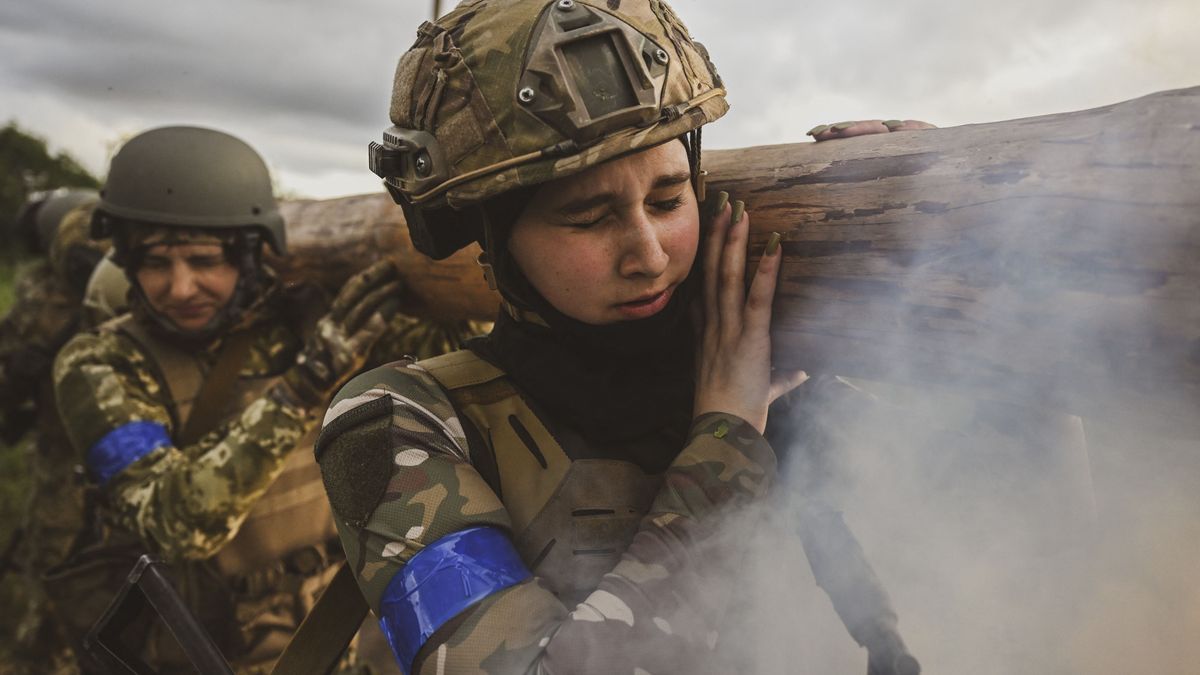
[10,188,98,256]
[92,126,286,256]
[36,189,99,255]
[91,126,285,340]
[368,0,727,259]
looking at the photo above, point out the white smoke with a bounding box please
[722,100,1200,674]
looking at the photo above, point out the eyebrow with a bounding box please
[556,171,692,216]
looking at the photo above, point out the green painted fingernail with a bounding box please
[765,231,781,256]
[711,191,729,217]
[884,119,903,127]
[833,121,855,131]
[730,199,745,226]
[806,124,830,136]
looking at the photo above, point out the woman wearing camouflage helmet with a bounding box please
[315,1,824,673]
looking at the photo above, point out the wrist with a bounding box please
[686,411,777,475]
[692,402,767,434]
[278,365,330,410]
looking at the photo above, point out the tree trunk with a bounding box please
[274,86,1200,435]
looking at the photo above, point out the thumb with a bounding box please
[769,368,809,403]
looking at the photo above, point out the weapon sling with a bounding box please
[271,562,368,675]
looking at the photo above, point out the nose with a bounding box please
[167,261,200,301]
[617,209,670,279]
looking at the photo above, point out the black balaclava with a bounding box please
[468,137,704,469]
[115,224,272,346]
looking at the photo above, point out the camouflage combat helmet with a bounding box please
[92,126,286,255]
[369,0,727,259]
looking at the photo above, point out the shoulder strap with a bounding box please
[418,349,506,389]
[115,318,256,445]
[115,317,205,430]
[177,331,255,446]
[419,350,508,497]
[421,349,571,535]
[270,562,366,675]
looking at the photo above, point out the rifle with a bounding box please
[769,377,922,675]
[84,555,233,675]
[797,505,921,675]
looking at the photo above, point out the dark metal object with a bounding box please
[797,507,921,675]
[84,555,233,675]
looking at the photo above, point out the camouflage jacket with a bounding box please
[52,282,480,671]
[0,260,81,444]
[53,292,482,561]
[319,354,777,674]
[54,301,315,560]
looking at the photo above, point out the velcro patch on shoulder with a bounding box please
[316,395,395,527]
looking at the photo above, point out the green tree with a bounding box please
[0,121,101,257]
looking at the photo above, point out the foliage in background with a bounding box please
[1,121,101,259]
[0,256,28,657]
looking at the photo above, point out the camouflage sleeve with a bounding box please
[320,360,776,674]
[0,262,79,440]
[53,329,318,561]
[365,315,491,366]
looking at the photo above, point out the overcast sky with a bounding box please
[1,0,1196,199]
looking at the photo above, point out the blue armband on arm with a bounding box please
[86,420,172,485]
[378,525,532,673]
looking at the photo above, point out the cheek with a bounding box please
[663,207,700,271]
[525,236,611,293]
[198,266,241,302]
[135,269,167,299]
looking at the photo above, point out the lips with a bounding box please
[168,305,215,320]
[614,285,674,320]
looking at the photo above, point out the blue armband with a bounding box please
[378,526,531,673]
[86,421,172,485]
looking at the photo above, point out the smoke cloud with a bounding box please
[716,99,1200,674]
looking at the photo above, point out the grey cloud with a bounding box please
[1,0,1194,197]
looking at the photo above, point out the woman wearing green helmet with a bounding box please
[319,1,906,673]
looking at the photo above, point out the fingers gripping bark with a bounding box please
[285,260,402,406]
[806,119,937,142]
[694,193,806,434]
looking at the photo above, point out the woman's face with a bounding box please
[135,242,239,332]
[508,141,699,325]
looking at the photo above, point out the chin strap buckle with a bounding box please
[476,251,498,291]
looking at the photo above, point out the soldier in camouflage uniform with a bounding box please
[2,189,108,672]
[1,189,101,444]
[50,126,475,674]
[312,2,893,673]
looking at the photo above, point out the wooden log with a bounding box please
[708,86,1200,436]
[273,87,1200,434]
[270,193,499,322]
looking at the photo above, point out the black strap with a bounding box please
[270,562,368,675]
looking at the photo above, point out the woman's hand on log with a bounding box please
[806,119,936,141]
[693,191,809,434]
